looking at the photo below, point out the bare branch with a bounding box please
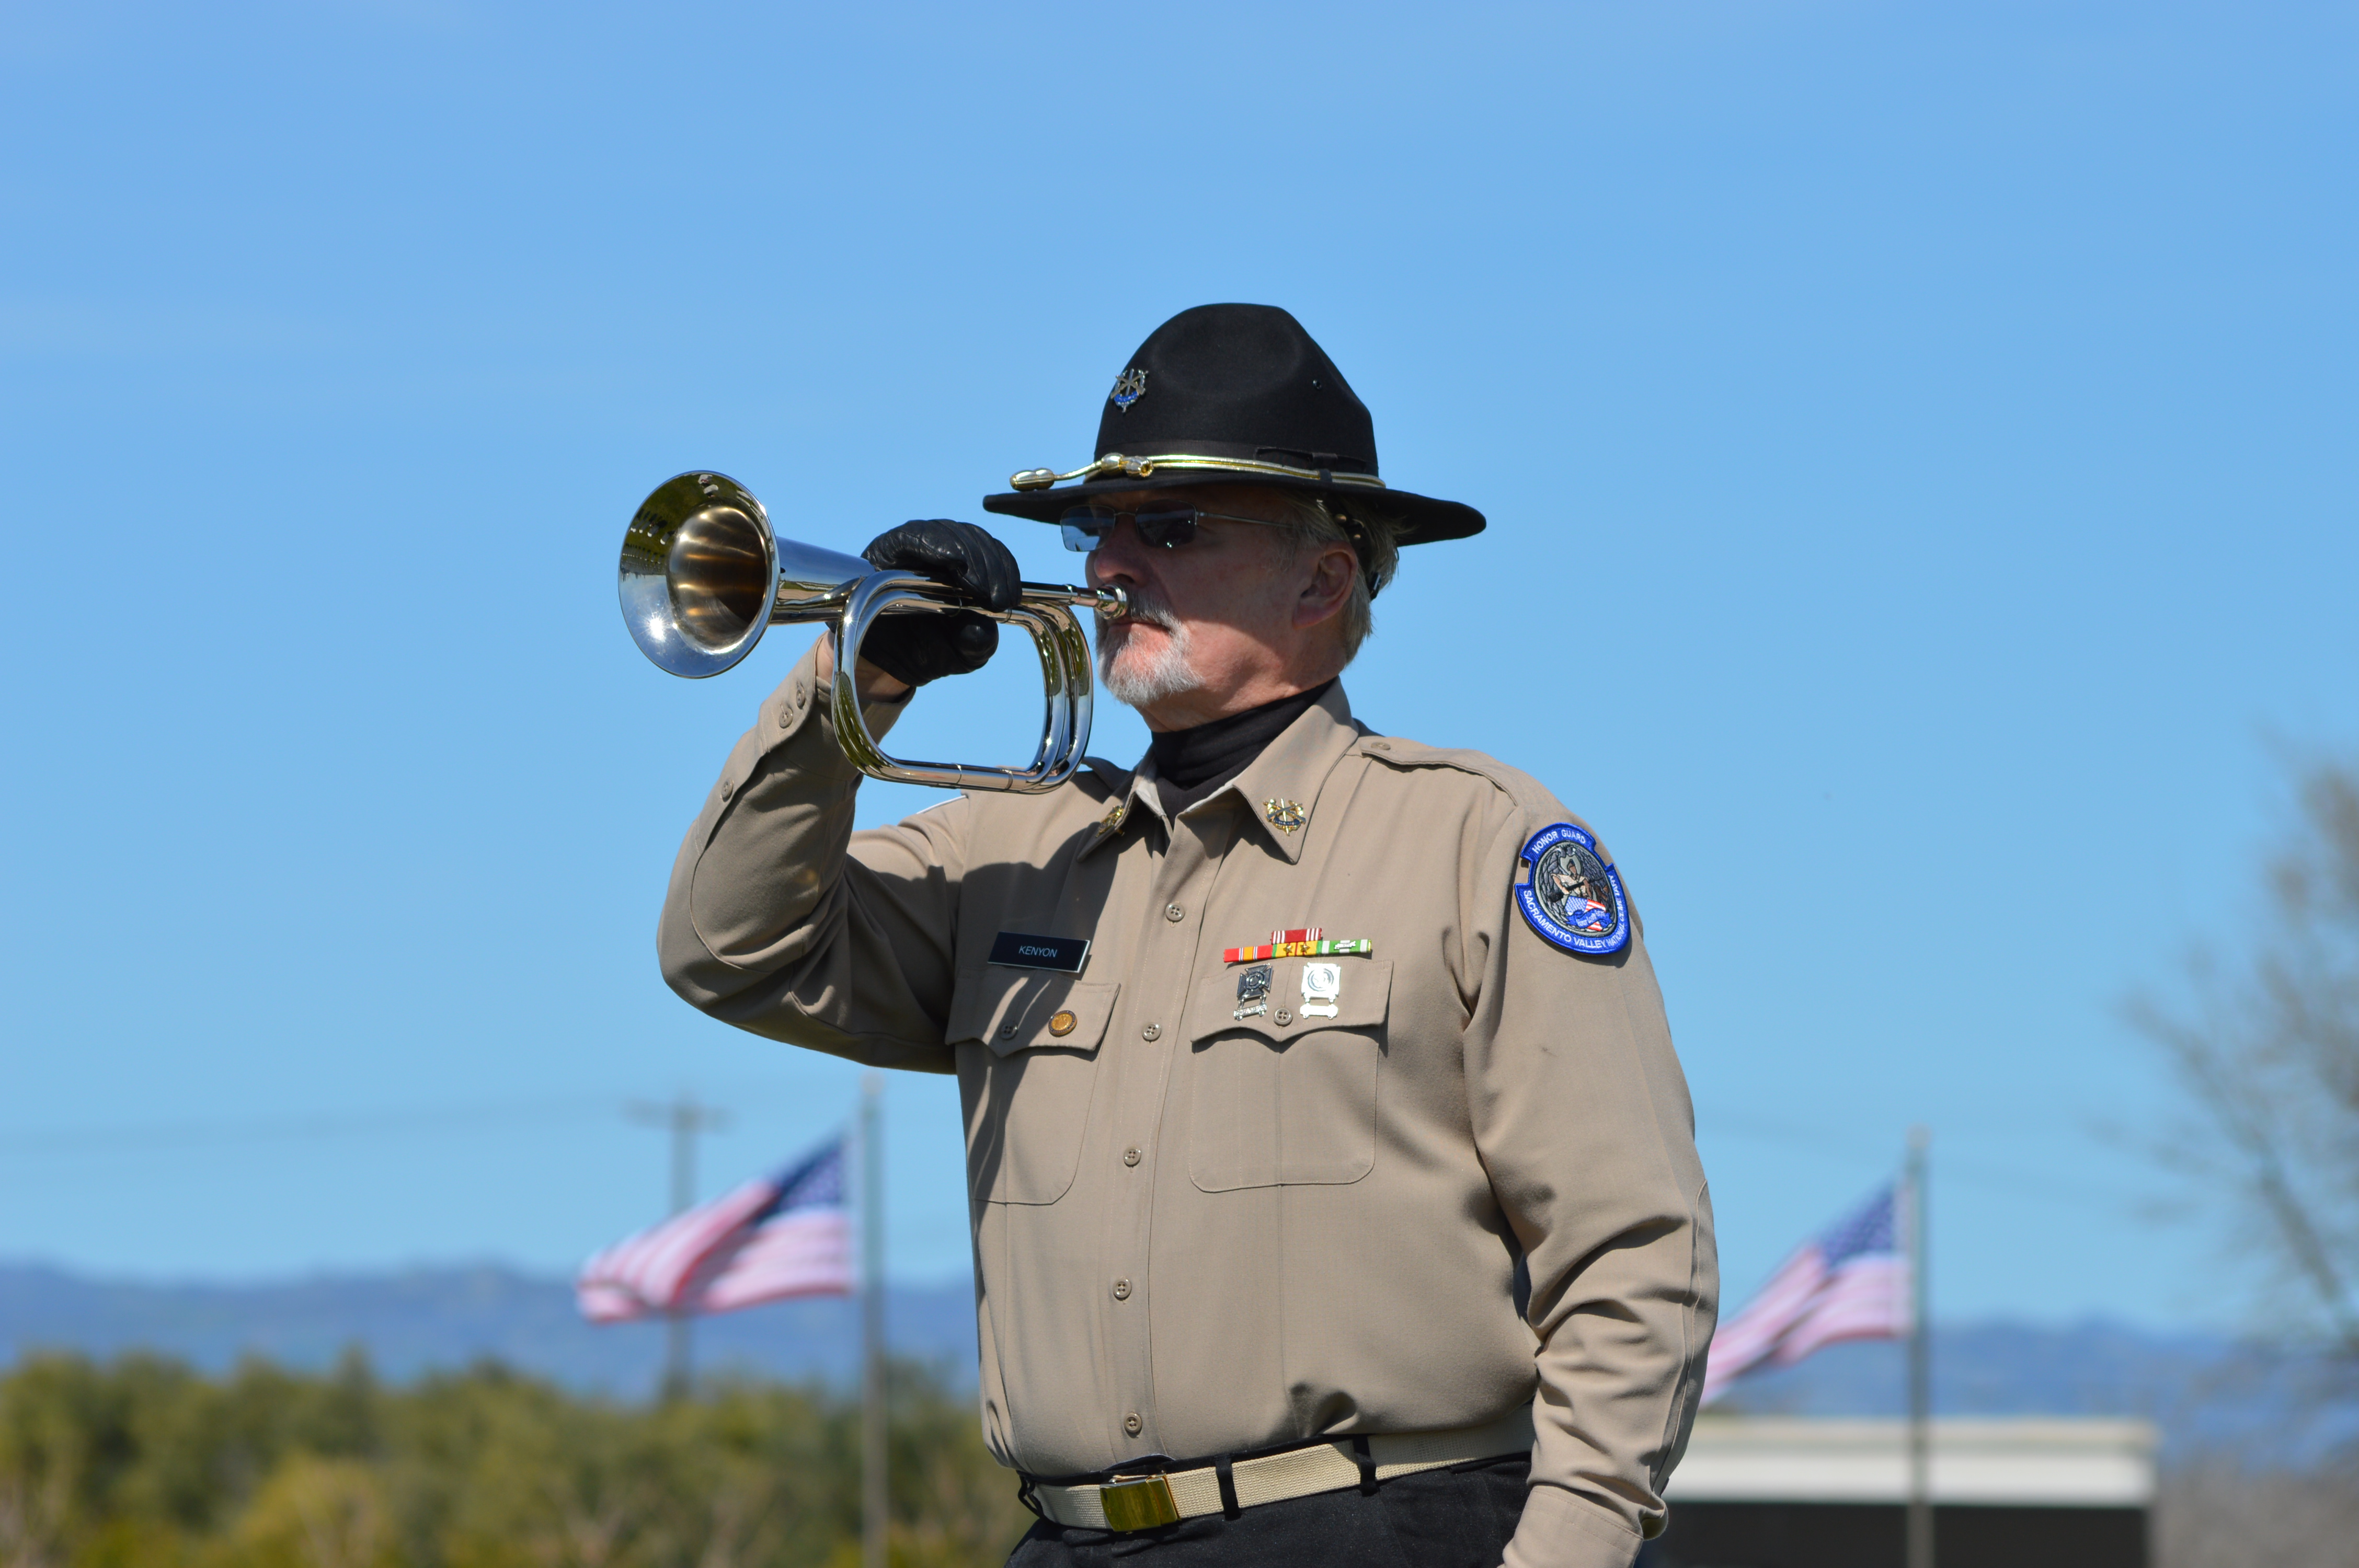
[2127,756,2359,1359]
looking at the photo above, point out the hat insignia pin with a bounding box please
[1264,798,1307,834]
[1109,367,1148,412]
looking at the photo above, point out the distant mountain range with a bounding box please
[0,1262,979,1398]
[5,1263,2352,1466]
[1711,1319,2357,1466]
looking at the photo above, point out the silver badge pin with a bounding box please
[1300,961,1341,1019]
[1110,368,1148,411]
[1234,963,1272,1020]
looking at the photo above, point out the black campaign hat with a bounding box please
[981,304,1485,547]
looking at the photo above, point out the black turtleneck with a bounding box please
[1148,679,1336,817]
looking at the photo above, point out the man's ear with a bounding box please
[1292,542,1358,629]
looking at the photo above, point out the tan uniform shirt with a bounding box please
[659,644,1716,1568]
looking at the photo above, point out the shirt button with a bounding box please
[1274,1007,1292,1026]
[999,1025,1016,1041]
[1164,903,1184,922]
[1123,1147,1142,1167]
[1112,1277,1132,1300]
[719,781,734,799]
[1124,1413,1143,1437]
[780,708,793,729]
[1141,1023,1161,1042]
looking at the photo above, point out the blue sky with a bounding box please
[3,1,2353,1335]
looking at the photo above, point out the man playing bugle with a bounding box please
[657,304,1716,1568]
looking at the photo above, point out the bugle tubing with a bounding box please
[618,471,1126,794]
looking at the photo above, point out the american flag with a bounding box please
[1701,1182,1910,1405]
[576,1137,853,1323]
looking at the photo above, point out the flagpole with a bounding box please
[1905,1124,1934,1568]
[665,1090,694,1400]
[626,1092,727,1401]
[860,1074,888,1568]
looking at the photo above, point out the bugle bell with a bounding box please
[619,471,1127,794]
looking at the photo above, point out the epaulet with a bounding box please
[1353,734,1632,949]
[1351,733,1563,820]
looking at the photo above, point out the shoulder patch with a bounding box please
[1514,822,1630,956]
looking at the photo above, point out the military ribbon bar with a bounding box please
[1221,937,1373,964]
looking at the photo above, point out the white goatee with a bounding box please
[1097,597,1205,708]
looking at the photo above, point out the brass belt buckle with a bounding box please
[1100,1471,1180,1531]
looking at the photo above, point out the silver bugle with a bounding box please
[619,471,1126,794]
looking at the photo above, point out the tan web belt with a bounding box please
[1025,1405,1535,1533]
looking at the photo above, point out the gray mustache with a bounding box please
[1101,590,1177,631]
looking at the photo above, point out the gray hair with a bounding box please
[1270,493,1403,665]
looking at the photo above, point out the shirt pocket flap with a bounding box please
[1187,959,1393,1043]
[947,969,1121,1058]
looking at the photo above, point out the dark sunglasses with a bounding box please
[1058,504,1278,552]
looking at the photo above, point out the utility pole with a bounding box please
[1904,1124,1935,1568]
[627,1092,729,1401]
[860,1074,888,1568]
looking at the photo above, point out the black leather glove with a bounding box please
[856,520,1022,687]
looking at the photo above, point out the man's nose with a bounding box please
[1086,517,1152,589]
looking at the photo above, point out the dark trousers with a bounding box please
[1007,1456,1530,1567]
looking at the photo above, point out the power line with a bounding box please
[0,1077,848,1158]
[1699,1108,2151,1210]
[0,1094,622,1155]
[7,1091,2157,1214]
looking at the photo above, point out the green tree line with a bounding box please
[0,1351,1033,1568]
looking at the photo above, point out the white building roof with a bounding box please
[1664,1416,2159,1507]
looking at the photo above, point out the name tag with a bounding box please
[989,931,1091,973]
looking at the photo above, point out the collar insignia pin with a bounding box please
[1110,368,1148,411]
[1264,798,1307,834]
[1097,801,1127,836]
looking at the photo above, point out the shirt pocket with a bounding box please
[947,967,1119,1206]
[1183,959,1392,1193]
